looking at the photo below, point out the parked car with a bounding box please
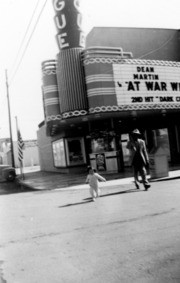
[0,165,16,182]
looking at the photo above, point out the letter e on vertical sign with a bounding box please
[57,33,69,48]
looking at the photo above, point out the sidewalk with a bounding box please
[18,167,180,191]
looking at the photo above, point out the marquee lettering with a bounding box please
[145,81,167,91]
[160,96,174,102]
[133,74,159,80]
[171,82,180,91]
[126,81,140,91]
[137,66,154,72]
[131,97,143,103]
[113,63,180,108]
[145,97,154,102]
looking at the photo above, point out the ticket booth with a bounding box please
[89,131,119,173]
[89,151,119,173]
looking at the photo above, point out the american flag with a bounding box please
[18,129,24,162]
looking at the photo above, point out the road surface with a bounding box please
[0,179,180,282]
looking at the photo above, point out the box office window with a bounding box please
[52,139,66,167]
[65,138,86,166]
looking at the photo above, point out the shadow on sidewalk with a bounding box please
[58,188,142,208]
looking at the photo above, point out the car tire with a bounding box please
[6,171,16,182]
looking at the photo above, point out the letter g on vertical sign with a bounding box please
[53,0,65,11]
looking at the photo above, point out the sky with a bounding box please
[0,0,180,141]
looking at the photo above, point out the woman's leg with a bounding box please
[133,167,140,189]
[140,166,150,189]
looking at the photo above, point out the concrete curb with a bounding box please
[19,173,180,192]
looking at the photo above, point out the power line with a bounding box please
[10,0,41,75]
[9,0,48,85]
[138,32,176,59]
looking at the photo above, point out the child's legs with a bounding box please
[94,185,100,197]
[96,187,101,197]
[89,187,97,198]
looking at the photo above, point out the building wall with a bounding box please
[86,27,180,61]
[37,123,88,173]
[37,124,53,171]
[37,124,61,172]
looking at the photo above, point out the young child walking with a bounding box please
[85,167,106,201]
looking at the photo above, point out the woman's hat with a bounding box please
[132,129,141,135]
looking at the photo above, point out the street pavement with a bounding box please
[0,175,180,282]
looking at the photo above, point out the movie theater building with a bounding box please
[37,1,180,173]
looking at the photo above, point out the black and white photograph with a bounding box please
[0,0,180,282]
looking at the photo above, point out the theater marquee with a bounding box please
[113,60,180,110]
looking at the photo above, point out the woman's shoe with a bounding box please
[145,184,151,191]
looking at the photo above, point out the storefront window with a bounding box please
[52,139,66,167]
[66,138,86,166]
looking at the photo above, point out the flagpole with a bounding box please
[5,69,15,168]
[15,116,24,180]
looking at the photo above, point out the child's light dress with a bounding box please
[86,173,106,199]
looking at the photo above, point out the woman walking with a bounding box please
[127,129,151,191]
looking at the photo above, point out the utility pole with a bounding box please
[5,69,15,168]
